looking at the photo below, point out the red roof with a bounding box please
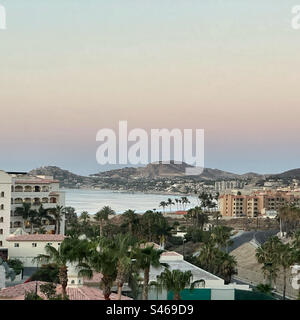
[0,281,132,300]
[7,234,65,242]
[14,179,59,184]
[83,272,103,284]
[175,211,188,215]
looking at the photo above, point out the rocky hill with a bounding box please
[91,161,250,180]
[269,168,300,180]
[28,164,300,192]
[29,166,95,188]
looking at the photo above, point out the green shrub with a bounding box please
[31,264,59,283]
[7,259,24,276]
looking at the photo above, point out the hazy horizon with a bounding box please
[3,162,299,177]
[1,1,300,175]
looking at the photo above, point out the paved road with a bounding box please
[254,229,279,245]
[193,229,279,256]
[228,229,279,253]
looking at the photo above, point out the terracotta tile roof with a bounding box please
[175,211,188,215]
[0,282,132,300]
[14,179,59,184]
[0,281,47,299]
[6,234,66,242]
[83,272,103,284]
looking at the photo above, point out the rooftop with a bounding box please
[13,179,59,184]
[0,281,132,300]
[148,259,223,283]
[6,234,66,242]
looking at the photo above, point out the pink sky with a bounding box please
[1,1,300,174]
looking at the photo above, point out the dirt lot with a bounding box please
[231,242,299,299]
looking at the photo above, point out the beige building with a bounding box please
[6,234,65,267]
[219,190,300,217]
[10,172,65,234]
[0,170,65,255]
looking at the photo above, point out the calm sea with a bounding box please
[64,188,199,215]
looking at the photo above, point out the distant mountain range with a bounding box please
[90,162,264,180]
[29,162,300,188]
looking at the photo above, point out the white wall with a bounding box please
[7,240,62,267]
[211,288,235,300]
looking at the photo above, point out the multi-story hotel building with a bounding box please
[219,190,300,217]
[0,170,65,256]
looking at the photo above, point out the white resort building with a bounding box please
[0,170,65,259]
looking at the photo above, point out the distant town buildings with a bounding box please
[215,181,245,192]
[0,170,65,257]
[219,190,300,217]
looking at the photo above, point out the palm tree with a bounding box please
[113,234,136,300]
[217,252,237,284]
[181,197,190,211]
[32,205,53,233]
[33,239,85,299]
[278,243,295,300]
[187,206,208,230]
[78,238,118,300]
[95,206,115,237]
[211,226,232,251]
[156,269,193,300]
[133,244,165,300]
[79,211,90,223]
[197,241,219,273]
[256,237,281,287]
[175,199,179,211]
[49,205,65,234]
[14,203,36,231]
[81,211,91,224]
[178,199,182,210]
[167,198,175,213]
[159,201,167,214]
[123,209,138,234]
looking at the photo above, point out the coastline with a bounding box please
[61,186,195,198]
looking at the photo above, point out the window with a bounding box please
[0,204,4,210]
[58,243,61,246]
[1,192,4,197]
[14,243,19,247]
[0,217,3,223]
[0,229,2,234]
[32,243,37,247]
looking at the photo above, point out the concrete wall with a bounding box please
[211,288,235,300]
[7,240,62,267]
